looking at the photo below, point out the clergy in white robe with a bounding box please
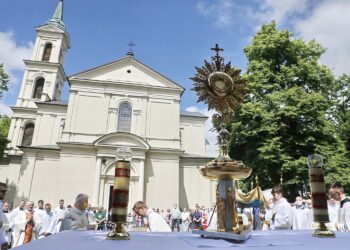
[181,208,191,231]
[329,182,350,232]
[133,201,171,232]
[270,186,292,230]
[0,182,9,250]
[34,200,45,221]
[291,199,310,230]
[327,199,339,231]
[53,199,67,233]
[60,194,95,231]
[12,201,42,248]
[38,204,56,239]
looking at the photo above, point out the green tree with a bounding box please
[0,115,10,159]
[229,21,350,197]
[0,64,9,99]
[0,63,10,159]
[334,74,350,153]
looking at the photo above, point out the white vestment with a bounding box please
[327,202,339,231]
[338,200,350,232]
[181,211,191,231]
[60,207,89,231]
[2,211,11,244]
[39,211,56,238]
[146,210,171,232]
[34,208,45,221]
[262,208,273,230]
[271,198,292,230]
[86,210,97,227]
[53,206,67,233]
[0,201,7,246]
[292,206,310,230]
[12,210,42,247]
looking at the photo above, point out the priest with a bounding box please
[329,182,350,232]
[270,186,293,230]
[60,194,95,231]
[291,196,310,230]
[38,204,56,239]
[53,199,67,233]
[0,182,9,250]
[12,201,42,247]
[133,201,171,232]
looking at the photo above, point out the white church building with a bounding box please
[0,1,216,210]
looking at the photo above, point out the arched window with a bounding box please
[21,123,35,146]
[33,78,44,99]
[42,43,52,62]
[117,102,132,132]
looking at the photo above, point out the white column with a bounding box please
[92,158,102,206]
[138,159,145,201]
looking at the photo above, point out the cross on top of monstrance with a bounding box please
[126,41,135,56]
[211,43,224,71]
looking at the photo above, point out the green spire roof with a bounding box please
[47,0,65,31]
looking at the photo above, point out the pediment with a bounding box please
[36,24,65,33]
[69,57,184,91]
[94,132,150,150]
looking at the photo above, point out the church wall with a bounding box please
[55,147,96,205]
[33,111,65,146]
[147,99,180,149]
[0,159,9,183]
[180,116,206,156]
[74,94,104,134]
[24,151,60,206]
[179,159,215,209]
[144,152,180,209]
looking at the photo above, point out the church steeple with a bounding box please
[47,0,65,31]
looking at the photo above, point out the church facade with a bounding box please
[0,1,216,210]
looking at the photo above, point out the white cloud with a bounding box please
[294,0,350,75]
[196,0,235,28]
[185,106,219,157]
[0,102,13,116]
[0,31,33,86]
[197,0,350,75]
[256,0,311,25]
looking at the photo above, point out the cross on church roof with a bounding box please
[126,42,135,57]
[211,43,224,71]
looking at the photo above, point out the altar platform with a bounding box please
[15,230,349,250]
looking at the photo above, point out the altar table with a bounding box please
[15,230,349,250]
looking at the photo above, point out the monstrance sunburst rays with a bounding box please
[190,59,245,112]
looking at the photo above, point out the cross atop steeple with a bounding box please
[47,0,65,31]
[126,42,135,57]
[211,43,224,71]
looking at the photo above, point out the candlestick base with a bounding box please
[313,222,335,238]
[106,223,130,240]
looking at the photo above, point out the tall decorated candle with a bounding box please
[307,154,335,238]
[106,147,132,240]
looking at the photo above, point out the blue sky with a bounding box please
[1,0,349,154]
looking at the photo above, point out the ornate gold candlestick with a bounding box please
[107,147,132,240]
[307,154,335,238]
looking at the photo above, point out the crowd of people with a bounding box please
[0,181,349,249]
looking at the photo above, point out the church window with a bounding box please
[117,102,132,132]
[42,43,52,62]
[33,78,44,99]
[21,123,35,146]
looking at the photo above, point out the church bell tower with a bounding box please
[16,0,70,107]
[6,1,70,151]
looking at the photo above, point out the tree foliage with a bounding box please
[0,115,10,159]
[0,64,9,159]
[229,21,350,197]
[0,64,9,99]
